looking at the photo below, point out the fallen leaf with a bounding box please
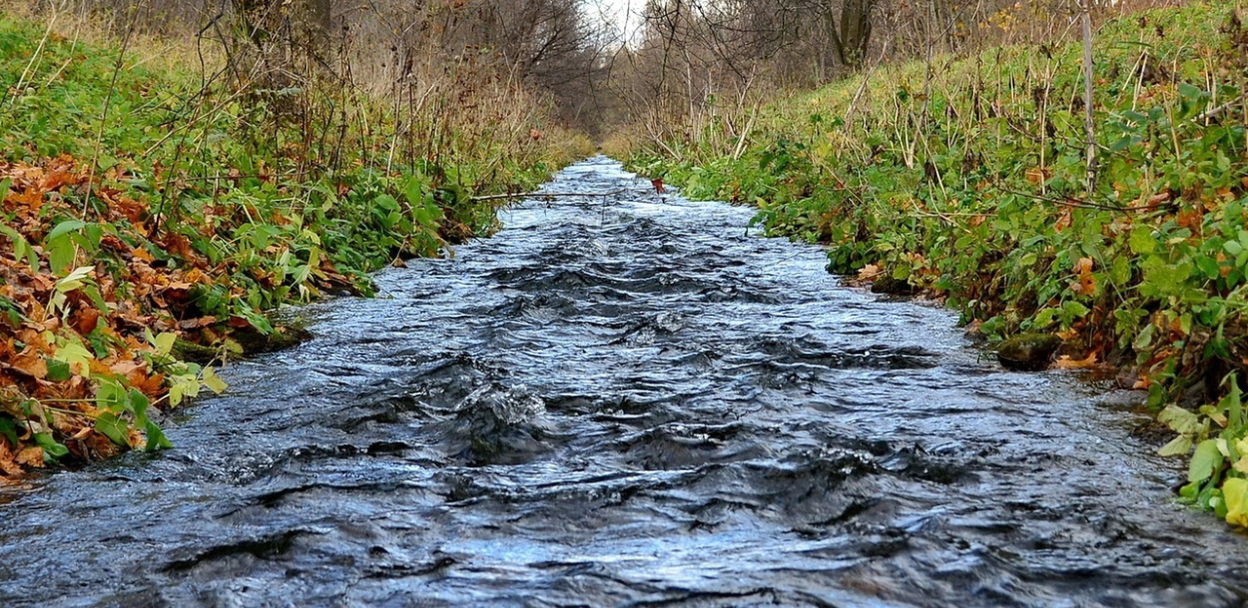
[1054,352,1100,370]
[15,447,44,468]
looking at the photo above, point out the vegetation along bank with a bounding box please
[614,2,1248,523]
[0,9,591,476]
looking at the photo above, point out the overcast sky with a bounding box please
[586,0,641,45]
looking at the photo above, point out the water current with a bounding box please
[3,157,1248,607]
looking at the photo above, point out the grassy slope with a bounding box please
[0,15,591,474]
[621,2,1248,523]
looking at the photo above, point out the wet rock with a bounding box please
[997,333,1061,371]
[172,323,312,364]
[438,382,550,465]
[172,339,220,364]
[233,323,314,355]
[870,275,916,296]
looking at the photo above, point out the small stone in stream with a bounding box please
[997,333,1062,371]
[231,324,314,356]
[870,275,916,295]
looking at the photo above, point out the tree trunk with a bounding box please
[826,0,875,69]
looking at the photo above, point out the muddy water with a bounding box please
[3,157,1248,607]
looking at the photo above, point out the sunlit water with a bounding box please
[2,157,1247,607]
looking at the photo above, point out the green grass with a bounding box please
[0,14,591,471]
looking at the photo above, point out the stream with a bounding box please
[3,156,1248,607]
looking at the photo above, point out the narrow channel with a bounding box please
[2,157,1246,607]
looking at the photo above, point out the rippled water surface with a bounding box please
[4,157,1248,607]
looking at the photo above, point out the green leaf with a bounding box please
[143,420,172,451]
[45,358,71,382]
[47,236,75,276]
[1159,404,1201,434]
[1223,375,1243,430]
[95,380,127,413]
[1129,227,1156,254]
[128,389,150,425]
[43,221,95,276]
[33,432,69,459]
[202,366,228,394]
[1032,307,1057,328]
[1177,82,1205,100]
[1062,300,1090,319]
[1158,434,1194,457]
[1110,256,1131,286]
[153,332,177,357]
[46,219,87,242]
[1190,439,1223,483]
[54,341,94,379]
[94,413,131,446]
[0,416,19,446]
[0,225,37,269]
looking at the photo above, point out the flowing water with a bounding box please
[3,157,1248,607]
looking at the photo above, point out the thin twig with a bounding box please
[994,184,1176,213]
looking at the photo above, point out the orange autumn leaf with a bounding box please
[39,168,77,193]
[1054,208,1073,232]
[71,307,101,335]
[1054,352,1100,370]
[1070,257,1096,295]
[1025,167,1051,185]
[1070,274,1096,295]
[0,443,23,476]
[130,247,154,262]
[15,447,44,468]
[8,352,47,379]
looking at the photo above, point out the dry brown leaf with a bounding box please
[1054,352,1100,370]
[15,447,44,468]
